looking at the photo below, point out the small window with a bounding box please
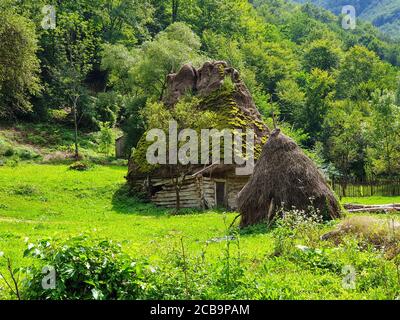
[215,181,226,207]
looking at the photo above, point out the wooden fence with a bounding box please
[330,178,400,198]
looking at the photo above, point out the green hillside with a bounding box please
[293,0,400,39]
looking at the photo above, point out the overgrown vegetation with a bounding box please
[0,165,399,300]
[293,0,400,40]
[0,123,125,165]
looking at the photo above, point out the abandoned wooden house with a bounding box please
[127,61,269,210]
[128,164,251,209]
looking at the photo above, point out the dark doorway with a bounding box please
[216,181,226,207]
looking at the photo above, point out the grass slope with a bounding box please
[0,123,125,166]
[342,196,400,205]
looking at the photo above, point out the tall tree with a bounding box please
[302,39,342,72]
[296,69,335,146]
[48,12,96,158]
[368,90,400,177]
[336,46,397,101]
[103,22,202,101]
[0,11,41,119]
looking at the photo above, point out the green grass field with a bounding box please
[0,164,399,300]
[342,196,400,205]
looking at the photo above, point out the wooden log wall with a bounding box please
[201,177,216,208]
[151,177,202,208]
[130,175,249,210]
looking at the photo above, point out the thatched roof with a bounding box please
[127,61,270,182]
[238,129,341,227]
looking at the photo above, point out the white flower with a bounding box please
[149,266,156,273]
[296,245,310,251]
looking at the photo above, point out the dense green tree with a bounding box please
[322,101,368,181]
[368,90,400,176]
[276,78,306,124]
[101,44,138,94]
[302,39,342,72]
[103,22,203,101]
[336,46,397,101]
[0,11,41,119]
[296,69,335,145]
[243,40,298,95]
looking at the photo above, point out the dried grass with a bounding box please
[238,129,341,227]
[322,216,400,259]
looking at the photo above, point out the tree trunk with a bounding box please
[172,0,179,22]
[73,97,79,160]
[341,181,347,198]
[159,80,166,101]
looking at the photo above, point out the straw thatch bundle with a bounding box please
[238,129,341,227]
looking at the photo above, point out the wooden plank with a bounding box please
[153,200,200,205]
[344,203,400,213]
[347,207,400,213]
[153,201,201,207]
[153,195,201,202]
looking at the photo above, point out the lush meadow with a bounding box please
[0,164,399,300]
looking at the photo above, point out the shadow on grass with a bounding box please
[236,222,273,237]
[111,184,169,217]
[111,184,231,217]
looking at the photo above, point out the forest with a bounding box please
[1,0,400,180]
[295,0,400,39]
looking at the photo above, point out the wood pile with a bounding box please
[344,203,400,213]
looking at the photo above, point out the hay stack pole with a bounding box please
[238,129,341,228]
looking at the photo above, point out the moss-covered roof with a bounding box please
[128,61,269,178]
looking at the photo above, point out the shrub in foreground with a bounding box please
[22,236,152,300]
[9,214,400,300]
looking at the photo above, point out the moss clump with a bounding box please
[132,134,161,174]
[69,161,91,171]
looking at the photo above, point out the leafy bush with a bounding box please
[19,233,247,300]
[272,207,324,256]
[22,236,152,300]
[12,184,40,196]
[69,161,91,171]
[3,147,15,157]
[18,148,40,160]
[291,246,342,272]
[96,122,114,156]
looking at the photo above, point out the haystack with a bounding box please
[238,129,341,227]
